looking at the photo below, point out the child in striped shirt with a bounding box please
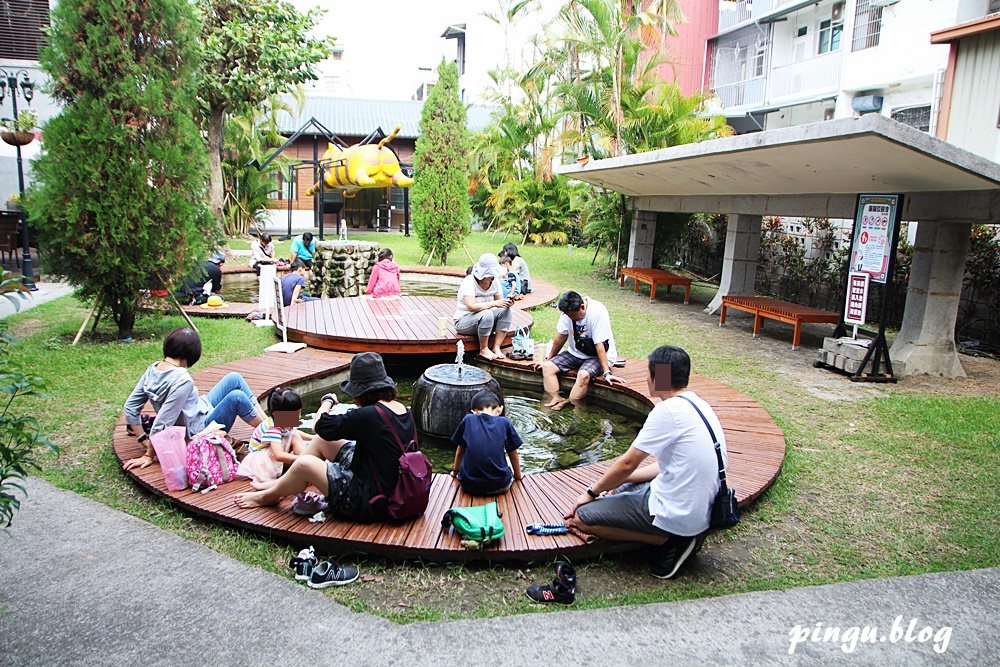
[236,387,311,488]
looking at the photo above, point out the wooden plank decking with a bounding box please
[113,347,785,562]
[721,296,840,350]
[285,296,536,354]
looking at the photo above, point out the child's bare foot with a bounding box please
[250,479,277,491]
[492,348,507,360]
[479,349,497,360]
[233,490,278,508]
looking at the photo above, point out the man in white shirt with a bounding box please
[540,291,626,410]
[565,345,727,579]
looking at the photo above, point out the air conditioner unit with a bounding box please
[853,95,884,112]
[832,2,844,20]
[871,0,900,7]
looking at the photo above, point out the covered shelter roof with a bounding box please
[557,114,1000,222]
[276,95,497,140]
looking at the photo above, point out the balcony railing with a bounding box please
[718,0,779,32]
[714,76,767,110]
[768,51,842,101]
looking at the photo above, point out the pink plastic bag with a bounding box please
[150,426,189,491]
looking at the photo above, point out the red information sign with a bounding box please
[844,272,870,327]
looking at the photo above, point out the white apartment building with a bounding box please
[709,0,963,256]
[710,0,957,133]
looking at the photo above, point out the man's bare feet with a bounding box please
[549,398,571,411]
[250,479,278,491]
[233,490,278,508]
[544,395,567,409]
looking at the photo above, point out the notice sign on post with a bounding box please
[844,272,870,327]
[850,194,899,284]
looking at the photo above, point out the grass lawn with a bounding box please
[8,231,999,622]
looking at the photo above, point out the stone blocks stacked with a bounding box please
[308,241,380,298]
[816,337,906,376]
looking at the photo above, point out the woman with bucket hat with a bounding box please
[453,253,515,360]
[235,352,419,523]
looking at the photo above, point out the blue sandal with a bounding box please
[526,522,568,536]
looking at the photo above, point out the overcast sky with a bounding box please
[292,0,555,101]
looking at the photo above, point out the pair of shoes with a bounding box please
[648,535,698,580]
[526,561,576,605]
[289,546,317,582]
[508,350,530,361]
[525,522,568,536]
[308,561,360,588]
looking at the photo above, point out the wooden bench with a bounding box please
[114,348,786,562]
[619,267,692,304]
[720,296,840,350]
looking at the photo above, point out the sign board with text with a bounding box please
[844,272,870,327]
[849,194,899,284]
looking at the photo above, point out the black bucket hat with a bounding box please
[340,352,396,397]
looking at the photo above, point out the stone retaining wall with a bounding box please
[307,241,380,298]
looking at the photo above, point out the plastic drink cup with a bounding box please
[438,316,448,337]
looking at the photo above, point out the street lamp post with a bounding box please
[0,69,37,290]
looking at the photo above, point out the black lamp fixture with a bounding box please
[0,68,38,290]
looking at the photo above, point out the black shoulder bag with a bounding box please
[677,395,740,531]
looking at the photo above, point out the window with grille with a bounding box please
[891,105,931,133]
[852,0,882,52]
[0,0,50,60]
[989,0,1000,14]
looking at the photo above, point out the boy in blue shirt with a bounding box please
[498,253,522,299]
[450,390,523,495]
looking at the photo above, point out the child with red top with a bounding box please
[365,248,401,298]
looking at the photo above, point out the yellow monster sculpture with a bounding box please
[305,124,414,198]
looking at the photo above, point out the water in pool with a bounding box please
[223,274,458,303]
[295,373,642,475]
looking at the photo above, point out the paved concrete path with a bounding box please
[1,479,997,666]
[0,281,73,319]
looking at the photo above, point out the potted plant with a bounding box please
[6,193,21,212]
[1,110,38,147]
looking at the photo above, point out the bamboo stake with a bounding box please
[72,299,101,346]
[90,302,105,333]
[462,244,475,264]
[424,248,435,267]
[170,295,199,333]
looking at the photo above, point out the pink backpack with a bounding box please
[186,431,240,492]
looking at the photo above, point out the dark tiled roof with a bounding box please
[277,95,498,139]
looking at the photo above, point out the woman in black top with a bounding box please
[234,352,414,522]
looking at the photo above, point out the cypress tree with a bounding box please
[411,61,471,265]
[29,0,212,339]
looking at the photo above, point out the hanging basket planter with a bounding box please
[1,130,35,147]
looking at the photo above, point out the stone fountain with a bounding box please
[411,341,504,438]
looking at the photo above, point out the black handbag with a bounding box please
[677,395,740,531]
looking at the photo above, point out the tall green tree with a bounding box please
[198,0,333,233]
[411,61,472,264]
[29,0,211,339]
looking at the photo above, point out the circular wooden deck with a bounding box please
[284,295,535,354]
[113,349,786,562]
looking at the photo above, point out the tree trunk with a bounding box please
[206,104,227,237]
[110,295,136,340]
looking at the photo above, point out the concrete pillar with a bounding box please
[890,222,971,377]
[627,210,657,269]
[706,214,762,314]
